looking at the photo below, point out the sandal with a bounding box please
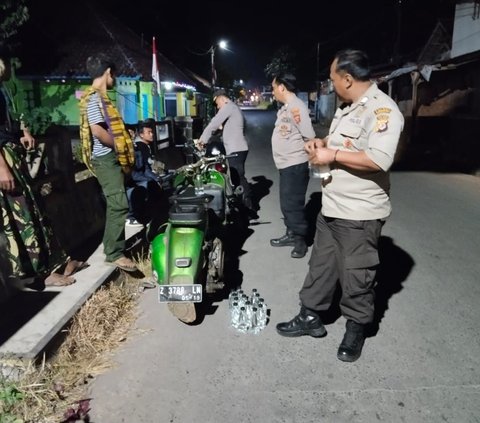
[44,272,76,287]
[63,259,89,276]
[106,256,138,272]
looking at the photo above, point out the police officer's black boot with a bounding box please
[270,229,295,247]
[276,306,327,338]
[337,320,366,362]
[291,236,307,258]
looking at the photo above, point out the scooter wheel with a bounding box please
[168,302,196,323]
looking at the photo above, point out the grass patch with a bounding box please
[0,255,152,423]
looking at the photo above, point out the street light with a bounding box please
[209,40,227,91]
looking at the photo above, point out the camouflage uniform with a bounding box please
[0,142,67,281]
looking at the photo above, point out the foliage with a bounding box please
[0,258,149,422]
[264,46,297,79]
[3,58,68,135]
[61,399,91,423]
[0,380,24,423]
[23,107,68,136]
[0,0,29,42]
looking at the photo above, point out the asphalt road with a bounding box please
[89,110,480,423]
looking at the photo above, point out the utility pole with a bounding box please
[210,46,216,92]
[316,41,320,123]
[393,0,403,65]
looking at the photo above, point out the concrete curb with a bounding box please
[0,226,144,362]
[0,245,116,360]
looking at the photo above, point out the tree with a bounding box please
[264,46,297,79]
[0,0,29,43]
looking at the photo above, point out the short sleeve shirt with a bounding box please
[322,83,404,220]
[86,92,113,157]
[271,95,315,169]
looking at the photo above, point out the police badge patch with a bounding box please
[374,108,391,133]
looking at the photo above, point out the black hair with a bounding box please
[333,49,371,82]
[86,53,116,79]
[213,89,228,100]
[273,72,297,92]
[138,120,154,133]
[125,123,136,133]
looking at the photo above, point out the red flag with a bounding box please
[152,37,161,96]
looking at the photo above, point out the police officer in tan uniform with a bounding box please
[276,49,404,362]
[270,73,316,258]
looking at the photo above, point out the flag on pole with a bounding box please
[152,36,161,96]
[152,36,163,119]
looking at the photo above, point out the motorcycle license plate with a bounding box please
[158,284,202,303]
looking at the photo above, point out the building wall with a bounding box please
[16,78,197,130]
[452,1,480,58]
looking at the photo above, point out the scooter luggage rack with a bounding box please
[168,186,213,225]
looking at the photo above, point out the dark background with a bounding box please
[14,0,456,89]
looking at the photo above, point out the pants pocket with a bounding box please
[343,252,379,297]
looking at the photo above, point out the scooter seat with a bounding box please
[169,203,207,224]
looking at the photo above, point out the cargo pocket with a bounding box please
[340,124,365,151]
[343,252,379,297]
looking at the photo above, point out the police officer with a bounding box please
[270,73,315,258]
[276,49,404,362]
[198,89,256,218]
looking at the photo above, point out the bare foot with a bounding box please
[44,272,76,287]
[63,259,89,276]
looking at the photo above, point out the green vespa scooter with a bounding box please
[150,142,241,323]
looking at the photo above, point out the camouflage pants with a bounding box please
[0,143,66,280]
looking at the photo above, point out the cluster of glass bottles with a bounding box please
[228,288,267,334]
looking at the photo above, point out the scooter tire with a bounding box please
[168,302,196,323]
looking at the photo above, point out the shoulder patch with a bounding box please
[374,113,390,133]
[374,107,392,115]
[291,107,301,124]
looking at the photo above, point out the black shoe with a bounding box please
[337,320,366,362]
[291,236,307,258]
[270,230,295,247]
[276,306,327,338]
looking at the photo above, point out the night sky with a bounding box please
[14,0,456,89]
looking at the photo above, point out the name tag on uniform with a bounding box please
[349,117,364,126]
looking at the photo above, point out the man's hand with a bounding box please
[0,158,15,192]
[195,139,205,151]
[308,146,336,166]
[20,130,36,151]
[305,138,326,153]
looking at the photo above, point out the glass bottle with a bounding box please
[229,295,239,310]
[230,302,240,329]
[194,173,204,195]
[250,307,260,334]
[237,306,250,333]
[309,163,331,180]
[256,303,267,331]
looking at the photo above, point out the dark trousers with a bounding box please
[228,150,253,208]
[126,180,162,224]
[279,162,309,237]
[299,214,384,324]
